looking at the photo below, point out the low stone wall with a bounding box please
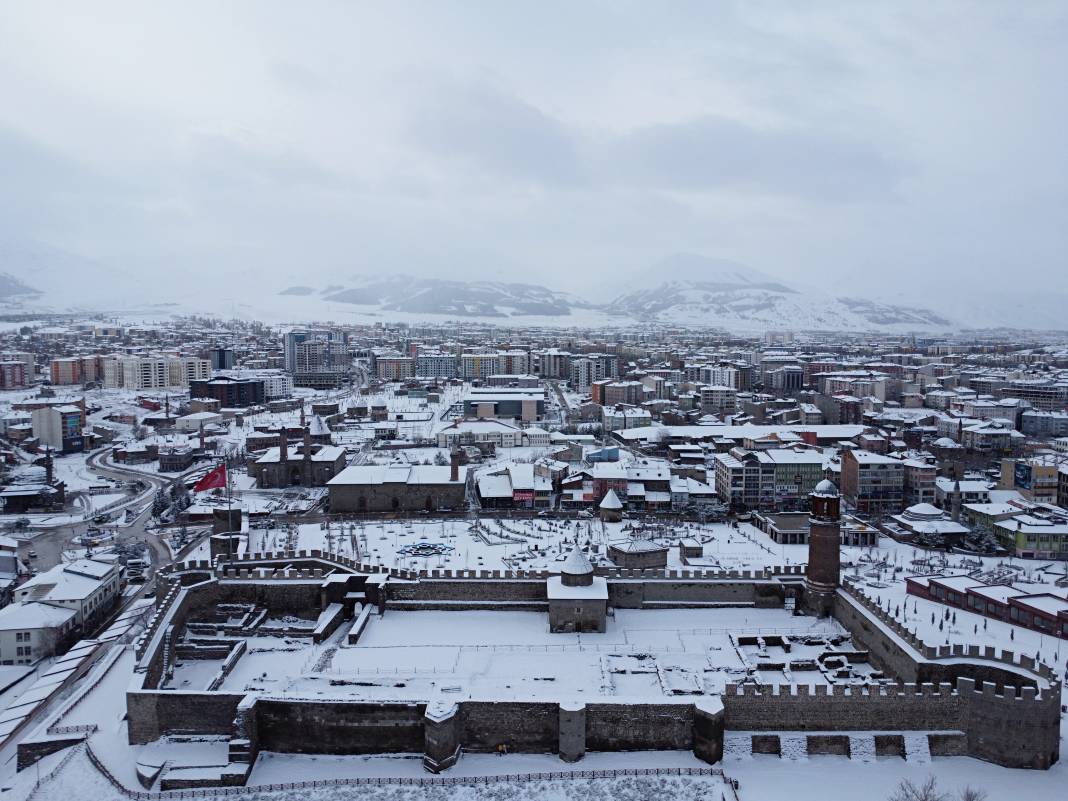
[126,689,245,744]
[17,736,84,771]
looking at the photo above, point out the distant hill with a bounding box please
[0,272,40,300]
[604,253,953,330]
[320,275,596,318]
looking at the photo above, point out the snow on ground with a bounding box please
[25,748,733,801]
[847,555,1068,677]
[250,749,716,783]
[166,607,850,702]
[23,743,1068,801]
[249,518,832,575]
[726,752,1068,801]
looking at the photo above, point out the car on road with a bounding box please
[27,550,37,559]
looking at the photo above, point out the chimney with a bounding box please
[279,428,288,463]
[199,421,205,451]
[300,403,306,428]
[45,446,54,486]
[303,427,312,460]
[450,449,460,482]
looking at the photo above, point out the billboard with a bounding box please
[1014,462,1032,490]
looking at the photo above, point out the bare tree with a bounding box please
[888,777,949,801]
[958,788,987,801]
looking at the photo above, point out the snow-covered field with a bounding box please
[240,518,835,574]
[163,607,857,702]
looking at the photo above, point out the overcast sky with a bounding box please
[0,1,1065,306]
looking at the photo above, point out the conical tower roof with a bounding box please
[561,545,593,576]
[599,488,623,510]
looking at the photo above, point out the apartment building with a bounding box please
[283,330,351,388]
[998,380,1068,412]
[0,362,27,389]
[495,350,530,376]
[167,356,211,387]
[190,376,265,407]
[0,350,34,380]
[31,405,84,453]
[0,602,77,665]
[712,447,825,511]
[699,385,737,415]
[533,349,571,379]
[414,353,458,379]
[570,355,618,393]
[50,357,83,385]
[902,458,937,506]
[457,353,496,381]
[840,449,904,517]
[999,457,1060,504]
[602,405,652,432]
[603,381,645,407]
[15,558,121,631]
[375,356,416,381]
[1020,410,1068,438]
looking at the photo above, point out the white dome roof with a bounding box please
[813,479,839,496]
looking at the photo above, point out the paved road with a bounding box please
[18,449,189,577]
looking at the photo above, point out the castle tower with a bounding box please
[803,479,841,617]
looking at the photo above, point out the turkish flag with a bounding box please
[194,464,227,493]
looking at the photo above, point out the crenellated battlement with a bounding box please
[162,550,809,583]
[838,578,1057,683]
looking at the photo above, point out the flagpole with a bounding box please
[226,457,233,561]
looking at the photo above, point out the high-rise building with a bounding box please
[31,405,84,453]
[209,348,236,370]
[50,358,83,386]
[0,361,27,389]
[167,357,211,387]
[414,353,457,379]
[284,330,351,388]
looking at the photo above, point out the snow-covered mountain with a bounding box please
[306,275,597,318]
[605,282,953,331]
[0,241,1059,332]
[268,268,955,332]
[603,254,954,331]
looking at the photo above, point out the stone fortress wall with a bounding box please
[125,547,1061,779]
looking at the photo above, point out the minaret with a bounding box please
[804,479,841,617]
[950,479,962,523]
[301,427,312,487]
